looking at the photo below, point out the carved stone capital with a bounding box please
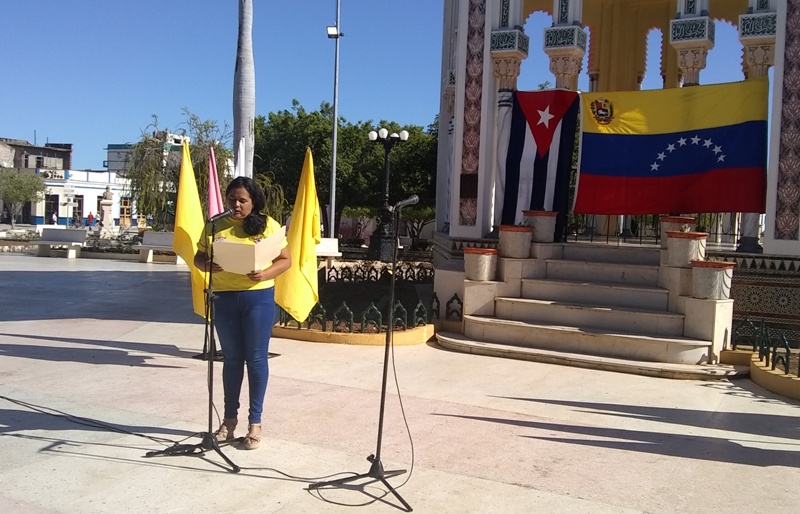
[493,57,522,90]
[549,54,583,90]
[670,13,714,84]
[743,43,775,77]
[676,47,709,86]
[738,13,777,79]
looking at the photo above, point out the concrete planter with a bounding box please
[691,260,735,300]
[522,210,558,243]
[498,225,533,258]
[659,216,696,249]
[665,231,707,268]
[463,247,498,281]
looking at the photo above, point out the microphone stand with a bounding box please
[192,210,234,361]
[309,202,412,512]
[145,219,240,473]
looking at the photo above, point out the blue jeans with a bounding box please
[213,287,275,425]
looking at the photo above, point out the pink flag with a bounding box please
[208,146,225,218]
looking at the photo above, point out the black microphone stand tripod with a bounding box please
[145,219,240,473]
[309,199,413,512]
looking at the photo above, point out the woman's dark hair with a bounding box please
[226,176,266,235]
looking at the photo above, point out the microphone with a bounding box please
[208,208,234,223]
[394,195,419,210]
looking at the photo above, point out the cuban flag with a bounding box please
[501,89,580,237]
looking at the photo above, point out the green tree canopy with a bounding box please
[0,169,47,228]
[124,111,282,229]
[253,100,437,235]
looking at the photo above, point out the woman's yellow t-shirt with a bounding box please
[197,215,287,292]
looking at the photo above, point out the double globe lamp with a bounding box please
[367,128,409,262]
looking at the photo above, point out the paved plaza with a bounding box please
[1,253,799,513]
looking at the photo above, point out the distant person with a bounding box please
[51,212,57,225]
[194,176,291,450]
[87,212,94,226]
[72,214,80,228]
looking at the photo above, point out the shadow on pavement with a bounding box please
[0,270,201,324]
[0,333,196,360]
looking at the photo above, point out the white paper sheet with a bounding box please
[212,226,286,275]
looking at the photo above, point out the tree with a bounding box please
[124,112,244,230]
[341,205,374,241]
[253,101,438,236]
[0,168,46,229]
[401,205,436,250]
[124,117,181,229]
[233,0,255,178]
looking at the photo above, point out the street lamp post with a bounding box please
[367,127,409,262]
[326,1,343,238]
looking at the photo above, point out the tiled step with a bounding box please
[521,278,669,311]
[436,331,745,380]
[495,297,684,337]
[463,315,708,364]
[544,259,659,286]
[562,243,661,266]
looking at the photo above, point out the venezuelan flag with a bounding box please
[573,78,768,215]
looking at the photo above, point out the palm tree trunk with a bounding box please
[233,0,255,178]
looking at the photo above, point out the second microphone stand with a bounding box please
[309,200,413,512]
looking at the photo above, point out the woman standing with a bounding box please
[193,176,291,450]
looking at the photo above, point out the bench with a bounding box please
[36,228,88,259]
[137,231,185,264]
[316,237,342,269]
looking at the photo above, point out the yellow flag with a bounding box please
[275,147,321,321]
[173,140,208,317]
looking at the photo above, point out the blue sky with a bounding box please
[1,1,753,171]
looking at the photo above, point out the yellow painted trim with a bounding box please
[273,324,435,346]
[720,349,754,367]
[750,354,800,401]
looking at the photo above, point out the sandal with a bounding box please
[214,418,237,442]
[243,423,262,450]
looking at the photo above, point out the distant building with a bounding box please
[2,131,192,228]
[105,131,188,177]
[0,138,124,227]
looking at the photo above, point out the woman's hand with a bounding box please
[246,269,270,282]
[246,246,291,282]
[193,250,223,273]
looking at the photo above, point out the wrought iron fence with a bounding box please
[564,212,748,247]
[732,318,798,377]
[325,261,434,283]
[275,260,437,334]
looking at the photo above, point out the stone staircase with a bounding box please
[436,243,743,380]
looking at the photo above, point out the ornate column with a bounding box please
[456,0,487,228]
[543,1,586,91]
[436,0,460,235]
[763,0,800,255]
[543,26,586,91]
[737,2,778,253]
[491,26,528,231]
[442,70,456,230]
[669,1,714,87]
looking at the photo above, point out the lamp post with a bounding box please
[326,1,342,238]
[367,127,409,262]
